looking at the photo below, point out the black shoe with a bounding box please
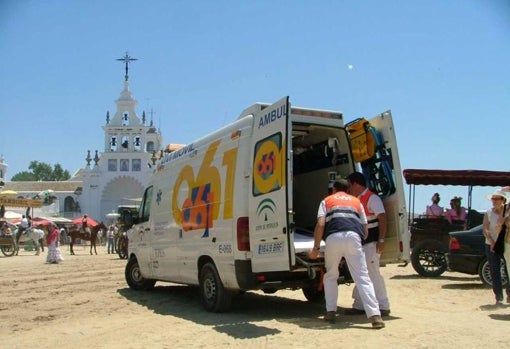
[344,308,365,315]
[380,309,391,317]
[324,311,337,323]
[370,315,385,329]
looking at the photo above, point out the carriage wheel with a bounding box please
[1,244,16,257]
[411,239,448,277]
[118,238,128,259]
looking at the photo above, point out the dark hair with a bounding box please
[333,179,350,192]
[347,171,366,187]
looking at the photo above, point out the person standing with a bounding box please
[483,190,510,304]
[308,179,384,329]
[344,171,391,316]
[106,225,115,254]
[46,222,64,264]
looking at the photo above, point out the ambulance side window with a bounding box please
[139,186,153,223]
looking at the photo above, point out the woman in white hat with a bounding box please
[482,190,510,304]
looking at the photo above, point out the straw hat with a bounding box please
[486,190,508,202]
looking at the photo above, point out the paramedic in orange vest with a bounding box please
[345,171,391,316]
[308,179,384,329]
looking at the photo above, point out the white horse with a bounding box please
[14,226,45,255]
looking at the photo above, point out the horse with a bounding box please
[68,222,107,255]
[14,226,45,255]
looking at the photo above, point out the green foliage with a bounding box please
[11,161,71,181]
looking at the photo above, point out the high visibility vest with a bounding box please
[359,189,380,243]
[323,192,365,240]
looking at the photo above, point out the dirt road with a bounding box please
[1,245,509,348]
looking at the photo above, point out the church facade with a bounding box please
[0,54,167,223]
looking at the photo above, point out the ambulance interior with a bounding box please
[291,123,354,235]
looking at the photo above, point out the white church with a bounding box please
[0,53,179,223]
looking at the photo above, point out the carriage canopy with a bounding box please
[403,169,510,187]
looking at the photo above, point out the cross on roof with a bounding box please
[116,52,138,81]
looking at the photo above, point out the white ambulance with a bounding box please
[125,96,410,312]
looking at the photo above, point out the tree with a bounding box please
[11,161,71,181]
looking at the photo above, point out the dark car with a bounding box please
[446,224,508,286]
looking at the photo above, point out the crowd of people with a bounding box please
[1,215,122,263]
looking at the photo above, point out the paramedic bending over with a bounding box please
[308,179,384,329]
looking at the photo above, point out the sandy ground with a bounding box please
[1,244,510,349]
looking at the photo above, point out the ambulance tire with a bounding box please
[125,257,156,291]
[302,283,325,303]
[199,262,232,313]
[411,239,447,277]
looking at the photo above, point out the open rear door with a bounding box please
[359,111,410,263]
[248,96,294,272]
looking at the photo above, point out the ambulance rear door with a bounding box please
[359,111,410,263]
[248,96,294,272]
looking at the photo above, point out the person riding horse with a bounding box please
[81,214,91,238]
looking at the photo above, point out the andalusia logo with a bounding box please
[256,198,277,222]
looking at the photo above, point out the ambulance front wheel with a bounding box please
[125,257,156,291]
[199,262,232,313]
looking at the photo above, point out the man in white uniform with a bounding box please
[345,172,391,316]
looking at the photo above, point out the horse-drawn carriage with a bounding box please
[0,196,43,257]
[404,169,510,277]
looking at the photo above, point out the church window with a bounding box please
[64,196,76,212]
[108,159,117,171]
[121,136,129,150]
[132,159,141,171]
[122,112,129,126]
[120,159,129,172]
[134,136,141,151]
[110,136,117,151]
[146,141,155,152]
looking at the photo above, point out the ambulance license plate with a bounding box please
[258,241,284,255]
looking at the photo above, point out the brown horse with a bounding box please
[68,222,107,255]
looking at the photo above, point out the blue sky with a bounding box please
[1,0,509,212]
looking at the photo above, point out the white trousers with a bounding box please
[352,241,390,310]
[323,231,380,318]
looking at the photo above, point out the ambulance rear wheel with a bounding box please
[302,284,324,303]
[125,257,156,291]
[199,262,232,313]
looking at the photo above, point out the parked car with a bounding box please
[446,224,508,286]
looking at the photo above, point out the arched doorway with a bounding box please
[101,176,143,222]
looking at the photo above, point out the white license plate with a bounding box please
[257,241,284,255]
